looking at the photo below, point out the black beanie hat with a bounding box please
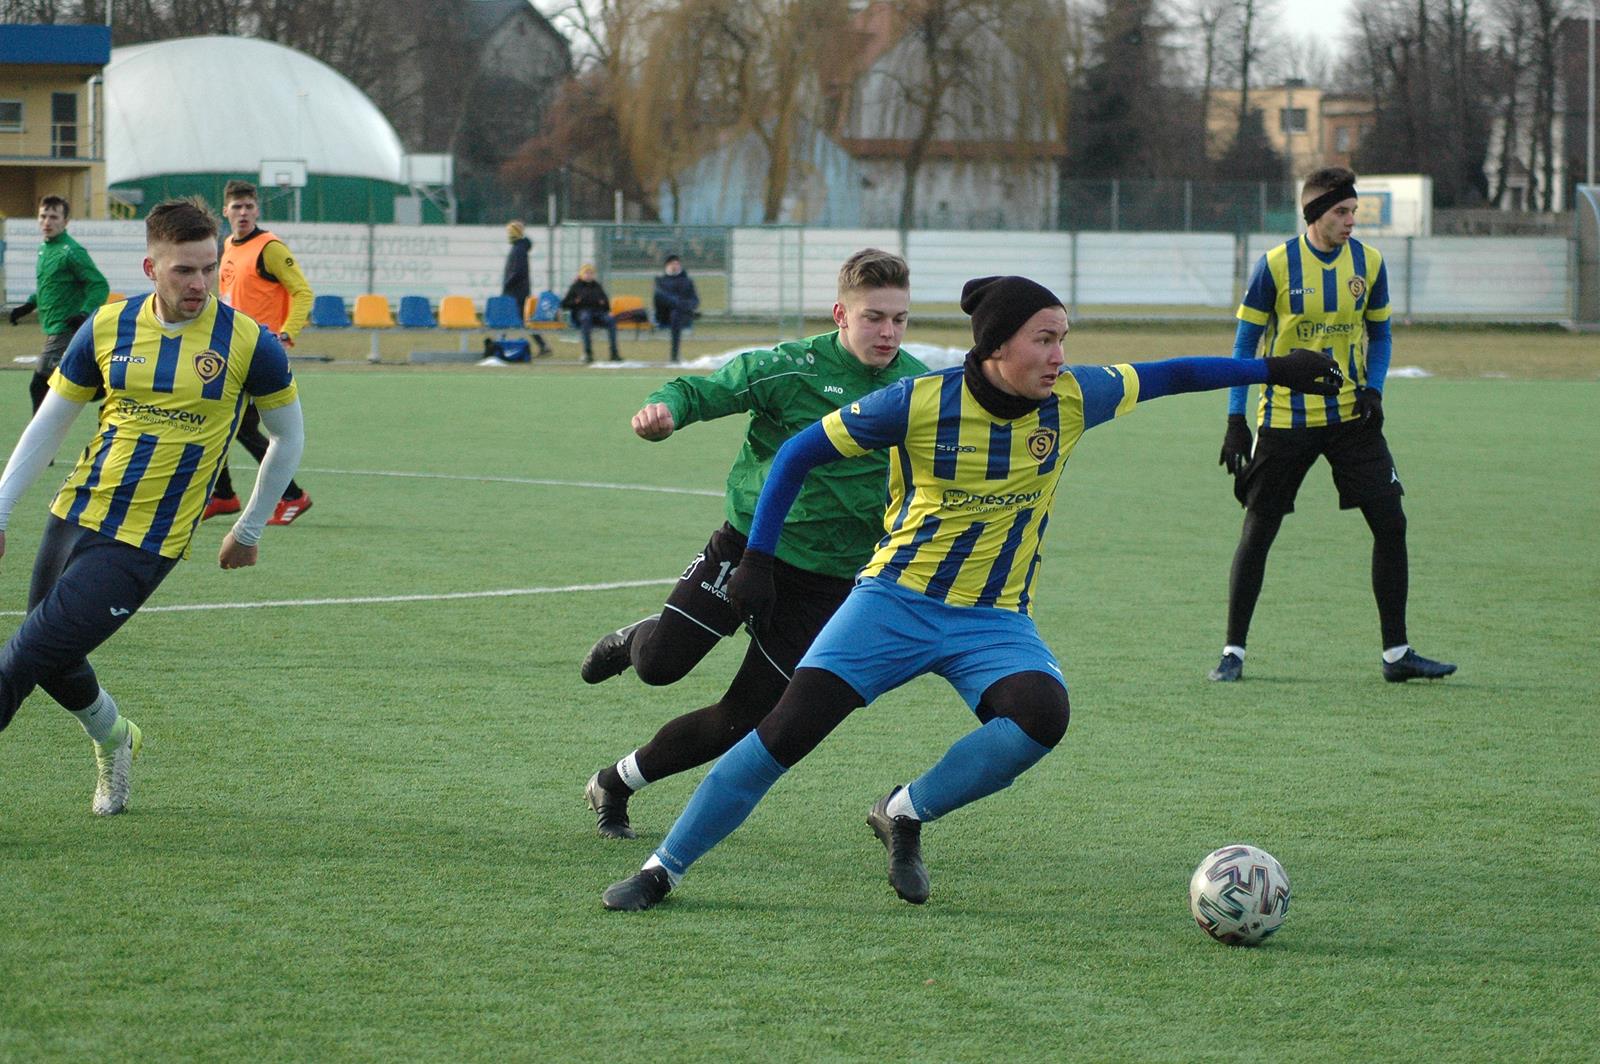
[960,275,1064,358]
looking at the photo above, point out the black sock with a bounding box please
[1224,510,1283,648]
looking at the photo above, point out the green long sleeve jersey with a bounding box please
[648,331,928,579]
[29,231,109,335]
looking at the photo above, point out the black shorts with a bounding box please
[36,330,72,377]
[665,522,855,676]
[1234,420,1404,516]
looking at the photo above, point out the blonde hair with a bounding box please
[837,248,910,301]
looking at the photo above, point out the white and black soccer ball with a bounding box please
[1188,844,1291,946]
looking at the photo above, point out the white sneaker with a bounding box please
[92,717,142,816]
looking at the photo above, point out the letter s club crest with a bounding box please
[193,350,226,384]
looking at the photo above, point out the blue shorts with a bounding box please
[798,576,1064,709]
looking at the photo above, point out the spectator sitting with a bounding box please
[653,254,700,364]
[561,263,619,363]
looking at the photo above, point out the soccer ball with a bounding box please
[1188,844,1291,946]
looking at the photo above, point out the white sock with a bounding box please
[887,786,919,821]
[616,752,648,792]
[642,853,681,887]
[1223,645,1246,660]
[1382,644,1411,664]
[69,688,119,744]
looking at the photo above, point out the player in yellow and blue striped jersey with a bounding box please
[0,197,305,816]
[1210,167,1456,685]
[601,275,1344,911]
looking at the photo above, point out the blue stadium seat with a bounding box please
[309,294,350,328]
[483,295,522,331]
[397,295,435,328]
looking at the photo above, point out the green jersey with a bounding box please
[29,231,109,335]
[648,332,927,579]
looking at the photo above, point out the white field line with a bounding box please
[299,466,723,498]
[0,578,677,618]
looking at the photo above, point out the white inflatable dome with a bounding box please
[106,35,404,185]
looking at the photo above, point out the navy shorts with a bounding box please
[0,516,178,727]
[1235,420,1404,516]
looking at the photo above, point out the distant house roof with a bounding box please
[0,24,112,65]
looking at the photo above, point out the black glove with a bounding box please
[63,312,89,333]
[1353,387,1383,432]
[9,301,35,326]
[725,549,778,637]
[1266,348,1344,395]
[1219,414,1252,476]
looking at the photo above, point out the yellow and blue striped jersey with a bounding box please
[47,294,297,559]
[1237,236,1390,428]
[819,363,1140,613]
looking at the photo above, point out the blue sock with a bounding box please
[653,731,788,878]
[906,716,1051,821]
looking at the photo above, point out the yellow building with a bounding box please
[1206,82,1376,183]
[0,24,111,219]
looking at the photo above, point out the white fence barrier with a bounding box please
[3,221,1577,323]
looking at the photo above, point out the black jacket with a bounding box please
[560,278,610,316]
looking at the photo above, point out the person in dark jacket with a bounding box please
[652,254,700,363]
[560,263,619,362]
[502,221,532,309]
[501,221,548,357]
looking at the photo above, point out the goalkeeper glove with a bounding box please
[1219,415,1252,476]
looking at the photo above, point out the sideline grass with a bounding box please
[0,364,1595,1061]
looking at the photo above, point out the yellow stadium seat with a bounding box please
[438,295,482,329]
[104,292,126,304]
[353,294,395,328]
[610,294,651,338]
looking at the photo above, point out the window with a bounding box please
[51,92,77,158]
[0,100,21,132]
[1279,107,1308,135]
[1335,127,1352,153]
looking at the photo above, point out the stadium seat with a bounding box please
[438,296,481,330]
[104,291,126,304]
[353,294,395,362]
[310,294,351,328]
[483,295,522,331]
[526,291,566,335]
[397,295,435,328]
[353,294,395,328]
[610,294,651,339]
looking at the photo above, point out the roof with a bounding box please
[0,24,112,65]
[104,35,405,185]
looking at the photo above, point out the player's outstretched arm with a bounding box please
[632,402,676,440]
[1128,351,1342,401]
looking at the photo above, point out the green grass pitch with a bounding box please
[0,333,1595,1061]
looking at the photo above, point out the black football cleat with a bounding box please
[602,866,672,911]
[579,615,658,685]
[867,788,930,904]
[585,772,636,839]
[1382,649,1457,683]
[1208,652,1244,682]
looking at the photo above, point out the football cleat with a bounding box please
[585,772,637,839]
[268,492,313,526]
[1382,649,1457,683]
[602,866,672,911]
[579,615,658,685]
[202,494,241,521]
[1208,652,1244,682]
[92,717,142,816]
[867,787,930,904]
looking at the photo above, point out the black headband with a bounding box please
[1302,183,1357,226]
